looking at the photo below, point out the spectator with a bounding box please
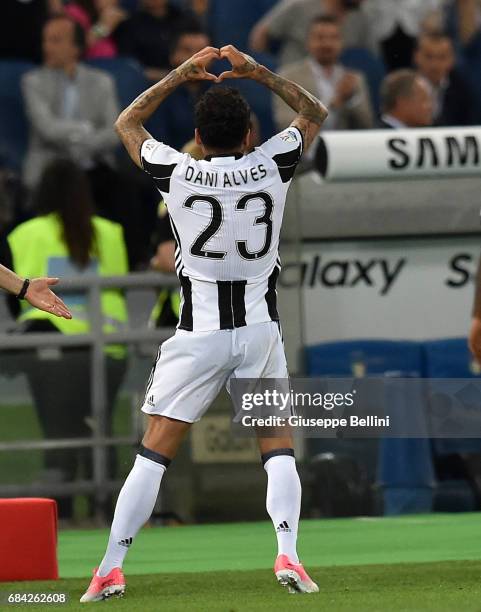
[456,0,481,46]
[21,15,150,268]
[249,0,377,67]
[379,69,434,128]
[4,159,128,520]
[156,29,211,149]
[454,0,481,119]
[65,0,128,59]
[414,32,478,126]
[274,16,374,131]
[363,0,443,70]
[22,15,119,189]
[189,0,210,27]
[0,0,63,63]
[114,0,201,82]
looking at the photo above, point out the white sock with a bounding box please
[97,454,166,576]
[264,454,301,564]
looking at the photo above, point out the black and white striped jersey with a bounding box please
[141,126,303,331]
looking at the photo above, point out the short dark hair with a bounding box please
[380,69,419,113]
[310,14,340,30]
[195,87,251,150]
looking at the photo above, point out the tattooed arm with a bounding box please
[115,47,219,168]
[255,66,328,150]
[218,45,328,150]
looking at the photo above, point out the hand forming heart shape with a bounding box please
[176,45,259,83]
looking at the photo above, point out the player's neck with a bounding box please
[202,148,244,159]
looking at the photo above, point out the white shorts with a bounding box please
[141,321,288,423]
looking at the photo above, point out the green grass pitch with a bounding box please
[2,514,481,611]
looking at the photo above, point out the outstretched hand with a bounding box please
[25,278,72,320]
[216,45,260,81]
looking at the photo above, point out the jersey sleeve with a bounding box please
[257,126,304,183]
[140,138,186,194]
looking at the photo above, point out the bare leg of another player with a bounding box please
[80,416,191,602]
[257,432,319,593]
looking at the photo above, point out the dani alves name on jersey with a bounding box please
[185,164,268,188]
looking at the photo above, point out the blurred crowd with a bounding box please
[0,0,481,270]
[1,0,481,520]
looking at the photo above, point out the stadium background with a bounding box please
[1,0,481,610]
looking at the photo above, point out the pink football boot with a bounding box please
[274,554,319,594]
[80,567,126,603]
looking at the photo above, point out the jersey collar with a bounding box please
[204,152,244,162]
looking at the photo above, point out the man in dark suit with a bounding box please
[415,32,477,127]
[378,69,434,129]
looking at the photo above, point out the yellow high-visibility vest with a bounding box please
[8,213,129,358]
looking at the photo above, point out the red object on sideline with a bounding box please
[0,498,58,581]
